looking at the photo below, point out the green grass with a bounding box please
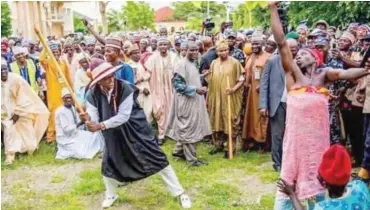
[2,140,278,210]
[50,174,66,184]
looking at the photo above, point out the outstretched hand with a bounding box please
[277,179,296,197]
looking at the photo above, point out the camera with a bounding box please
[203,17,215,30]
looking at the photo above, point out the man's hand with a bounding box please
[82,18,92,28]
[331,49,342,60]
[77,107,90,123]
[277,179,296,197]
[11,114,19,124]
[202,70,210,77]
[260,109,268,118]
[225,88,235,95]
[135,78,144,85]
[86,122,102,132]
[196,87,207,95]
[143,88,150,96]
[256,85,260,93]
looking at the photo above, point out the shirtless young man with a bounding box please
[269,2,370,209]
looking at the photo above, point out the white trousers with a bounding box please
[103,165,184,198]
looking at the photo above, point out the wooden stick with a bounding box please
[34,26,84,113]
[227,76,233,160]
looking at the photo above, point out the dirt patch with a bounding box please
[1,159,101,203]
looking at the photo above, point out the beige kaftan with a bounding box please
[145,51,179,138]
[1,73,50,156]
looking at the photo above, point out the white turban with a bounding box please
[12,46,23,55]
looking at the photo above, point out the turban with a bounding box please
[251,30,264,42]
[340,31,356,44]
[303,48,324,67]
[215,40,229,51]
[318,145,351,186]
[12,46,23,55]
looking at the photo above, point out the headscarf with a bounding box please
[286,32,299,40]
[302,48,324,67]
[340,31,356,45]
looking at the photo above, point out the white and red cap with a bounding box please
[89,58,122,88]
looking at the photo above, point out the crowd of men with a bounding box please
[1,2,370,209]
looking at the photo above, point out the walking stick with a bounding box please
[34,26,84,113]
[227,76,233,160]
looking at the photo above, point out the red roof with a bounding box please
[155,7,174,22]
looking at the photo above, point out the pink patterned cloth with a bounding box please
[278,91,330,200]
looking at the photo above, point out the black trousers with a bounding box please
[361,114,370,170]
[342,106,364,165]
[269,102,287,171]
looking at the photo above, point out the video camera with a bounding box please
[203,17,215,31]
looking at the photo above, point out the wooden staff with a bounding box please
[227,76,233,160]
[34,26,84,113]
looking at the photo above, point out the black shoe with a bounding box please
[209,148,223,155]
[172,153,186,160]
[190,161,203,167]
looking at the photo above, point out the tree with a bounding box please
[1,2,12,37]
[73,16,88,34]
[172,1,226,32]
[231,1,268,29]
[99,1,110,35]
[120,1,154,31]
[287,1,370,28]
[107,9,123,32]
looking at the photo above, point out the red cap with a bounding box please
[318,145,352,186]
[304,48,324,67]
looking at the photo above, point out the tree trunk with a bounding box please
[99,1,109,35]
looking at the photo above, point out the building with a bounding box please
[154,7,185,33]
[10,1,76,40]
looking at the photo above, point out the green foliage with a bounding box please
[1,2,12,37]
[231,2,269,29]
[73,16,88,34]
[287,1,370,28]
[106,2,154,32]
[172,1,226,32]
[107,9,124,32]
[121,1,155,31]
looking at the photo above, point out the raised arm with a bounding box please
[83,19,106,45]
[269,2,293,74]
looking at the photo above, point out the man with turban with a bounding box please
[10,46,41,94]
[242,29,272,152]
[145,37,180,145]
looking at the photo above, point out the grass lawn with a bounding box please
[1,140,279,210]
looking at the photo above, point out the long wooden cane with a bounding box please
[227,76,233,160]
[34,26,84,113]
